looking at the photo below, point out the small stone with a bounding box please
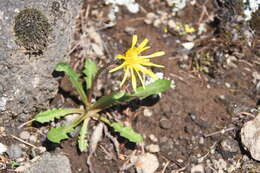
[131,153,159,173]
[0,143,7,154]
[124,26,136,35]
[159,118,172,129]
[7,144,23,160]
[153,19,162,28]
[182,42,194,50]
[191,164,205,173]
[199,137,204,145]
[144,12,157,25]
[149,134,158,143]
[29,135,38,143]
[143,108,153,117]
[220,138,240,153]
[146,144,160,153]
[19,131,30,140]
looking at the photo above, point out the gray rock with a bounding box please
[159,118,172,129]
[219,137,240,159]
[7,144,23,160]
[24,152,72,173]
[0,0,82,121]
[19,131,30,140]
[241,113,260,160]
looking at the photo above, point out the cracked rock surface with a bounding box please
[0,0,81,122]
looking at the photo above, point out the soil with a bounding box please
[1,0,260,173]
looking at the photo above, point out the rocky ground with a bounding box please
[0,0,260,173]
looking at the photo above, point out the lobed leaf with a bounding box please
[83,59,98,89]
[78,118,89,152]
[55,62,88,105]
[47,125,75,143]
[34,108,83,123]
[110,122,143,143]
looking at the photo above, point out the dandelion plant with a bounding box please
[32,35,171,152]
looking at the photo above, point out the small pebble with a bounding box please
[7,144,23,160]
[0,143,7,154]
[143,108,153,117]
[124,26,136,35]
[29,135,38,143]
[131,153,159,173]
[159,118,172,129]
[199,137,204,145]
[19,131,30,140]
[146,144,160,153]
[191,164,205,173]
[149,134,158,143]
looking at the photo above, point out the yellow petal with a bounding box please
[109,63,125,73]
[141,62,164,68]
[138,38,148,51]
[120,67,129,87]
[137,65,158,80]
[131,35,138,48]
[140,51,165,58]
[134,67,145,87]
[139,46,151,53]
[130,67,137,91]
[116,54,125,59]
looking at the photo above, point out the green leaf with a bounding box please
[130,79,171,99]
[47,125,75,143]
[55,62,88,105]
[83,59,98,89]
[110,122,143,143]
[91,91,126,110]
[78,118,89,152]
[34,108,83,123]
[91,80,171,111]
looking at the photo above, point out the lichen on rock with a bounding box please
[14,8,52,55]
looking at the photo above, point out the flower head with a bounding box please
[109,35,165,91]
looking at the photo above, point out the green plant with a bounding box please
[32,36,171,152]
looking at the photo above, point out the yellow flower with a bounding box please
[109,35,165,91]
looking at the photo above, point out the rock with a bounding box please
[145,144,160,153]
[131,153,159,173]
[0,0,82,121]
[19,131,30,140]
[24,152,71,173]
[191,164,205,173]
[241,114,260,160]
[143,108,153,117]
[159,118,172,129]
[0,143,7,154]
[124,26,136,35]
[29,135,38,143]
[182,42,195,50]
[149,134,158,143]
[218,137,240,159]
[144,12,157,25]
[7,144,23,160]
